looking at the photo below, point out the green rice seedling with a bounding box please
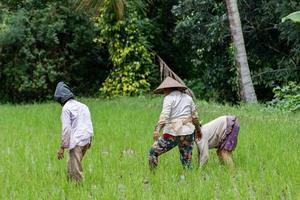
[0,97,299,199]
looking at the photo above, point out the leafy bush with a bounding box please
[95,0,155,97]
[0,1,108,102]
[269,82,300,112]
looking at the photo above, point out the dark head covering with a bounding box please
[54,81,74,105]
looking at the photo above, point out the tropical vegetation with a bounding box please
[0,0,299,106]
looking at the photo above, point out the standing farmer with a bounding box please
[54,81,93,182]
[148,77,202,169]
[196,115,240,167]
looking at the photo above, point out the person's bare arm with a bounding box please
[191,100,202,140]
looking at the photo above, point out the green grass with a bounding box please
[0,97,299,199]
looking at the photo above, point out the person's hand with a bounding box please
[195,130,202,141]
[57,147,65,160]
[153,131,160,141]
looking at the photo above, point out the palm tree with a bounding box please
[225,0,257,103]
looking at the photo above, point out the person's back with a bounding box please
[166,90,195,120]
[200,116,228,148]
[62,99,93,150]
[159,90,198,137]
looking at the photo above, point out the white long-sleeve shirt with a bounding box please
[60,99,93,150]
[156,90,199,136]
[196,116,228,166]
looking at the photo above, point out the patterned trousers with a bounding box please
[148,133,194,169]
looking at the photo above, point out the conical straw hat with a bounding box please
[154,76,187,94]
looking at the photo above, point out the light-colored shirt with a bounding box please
[61,99,93,150]
[156,90,199,136]
[196,116,228,166]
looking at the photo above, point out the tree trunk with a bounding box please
[225,0,257,103]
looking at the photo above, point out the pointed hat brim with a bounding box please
[154,77,187,94]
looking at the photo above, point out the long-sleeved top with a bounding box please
[196,116,233,166]
[60,99,93,150]
[156,90,199,136]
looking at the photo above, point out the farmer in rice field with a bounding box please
[54,81,93,182]
[148,77,202,169]
[196,115,240,167]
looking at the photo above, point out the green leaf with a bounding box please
[282,11,300,23]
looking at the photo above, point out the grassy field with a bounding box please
[0,97,299,199]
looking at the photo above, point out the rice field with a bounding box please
[0,97,299,199]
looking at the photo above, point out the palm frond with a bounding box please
[112,0,125,20]
[282,11,300,23]
[71,0,125,19]
[71,0,104,16]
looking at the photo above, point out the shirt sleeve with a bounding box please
[196,139,209,167]
[60,109,71,148]
[155,96,172,132]
[87,107,94,137]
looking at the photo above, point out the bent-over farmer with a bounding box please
[196,115,240,167]
[148,77,202,170]
[54,81,93,182]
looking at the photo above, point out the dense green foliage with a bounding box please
[165,0,300,102]
[242,1,300,97]
[269,82,300,111]
[0,0,299,103]
[171,0,238,102]
[95,0,155,97]
[0,0,108,102]
[0,98,299,198]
